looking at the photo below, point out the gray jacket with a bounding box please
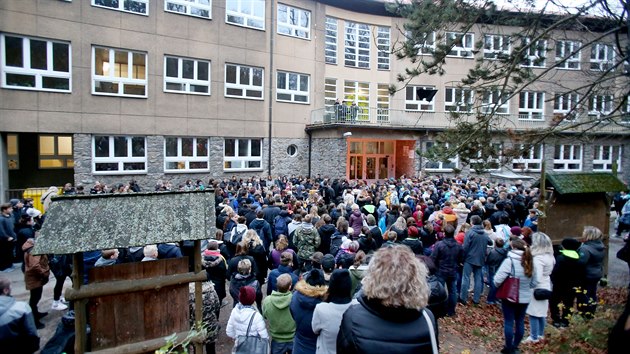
[494,250,537,304]
[462,225,492,266]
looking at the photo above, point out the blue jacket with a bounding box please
[432,237,463,278]
[0,296,39,353]
[249,218,273,251]
[158,243,183,259]
[266,265,298,295]
[462,225,492,266]
[290,280,327,354]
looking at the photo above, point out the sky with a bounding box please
[491,0,625,16]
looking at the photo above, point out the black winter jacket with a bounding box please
[486,247,508,273]
[431,238,463,278]
[317,224,337,255]
[578,240,606,280]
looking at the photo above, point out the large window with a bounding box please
[92,0,148,15]
[377,84,390,122]
[590,43,614,71]
[553,144,582,171]
[165,0,211,19]
[482,89,510,114]
[164,56,210,95]
[415,32,435,55]
[224,138,262,171]
[445,32,474,58]
[325,17,337,64]
[39,135,73,169]
[344,21,370,69]
[277,4,310,39]
[555,40,581,70]
[276,70,309,103]
[224,63,263,99]
[553,93,580,121]
[93,136,147,174]
[484,34,511,60]
[521,38,547,68]
[425,142,458,171]
[471,143,502,171]
[512,144,543,171]
[344,80,370,121]
[377,26,390,70]
[7,134,18,170]
[324,77,337,113]
[519,91,545,120]
[588,94,613,117]
[593,145,621,172]
[1,34,71,92]
[226,0,265,30]
[406,86,437,111]
[92,46,147,97]
[445,87,473,112]
[164,137,209,172]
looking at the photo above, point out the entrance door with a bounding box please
[349,155,363,180]
[378,156,389,179]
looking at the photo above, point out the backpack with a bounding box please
[274,215,288,238]
[230,227,246,244]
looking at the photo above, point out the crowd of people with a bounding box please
[1,174,629,354]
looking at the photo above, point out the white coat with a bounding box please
[526,253,555,317]
[226,304,269,340]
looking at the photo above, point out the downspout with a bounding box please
[307,130,312,177]
[267,0,275,176]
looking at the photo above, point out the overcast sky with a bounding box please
[491,0,624,16]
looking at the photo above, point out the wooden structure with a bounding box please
[33,190,216,354]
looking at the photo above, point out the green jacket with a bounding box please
[262,290,296,342]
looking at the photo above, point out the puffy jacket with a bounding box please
[551,249,583,289]
[486,247,508,273]
[267,265,298,295]
[290,280,327,354]
[493,250,537,304]
[578,240,606,280]
[22,239,49,291]
[337,295,438,354]
[226,304,268,340]
[157,243,182,259]
[228,273,261,305]
[249,218,273,251]
[462,225,492,266]
[0,296,39,353]
[348,211,364,239]
[401,238,424,255]
[431,237,463,278]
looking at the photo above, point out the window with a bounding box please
[7,134,19,170]
[519,91,544,120]
[377,84,390,122]
[555,40,581,69]
[553,93,580,121]
[445,87,473,112]
[554,144,582,171]
[590,43,614,71]
[482,89,510,114]
[164,56,210,95]
[276,71,309,103]
[165,0,211,19]
[325,17,338,64]
[224,138,262,171]
[1,34,71,92]
[588,94,613,117]
[593,145,621,172]
[445,32,474,58]
[521,38,547,68]
[277,4,310,39]
[471,143,502,171]
[425,142,458,171]
[92,0,148,15]
[344,21,370,68]
[287,144,297,157]
[224,63,263,99]
[164,137,209,172]
[324,77,337,114]
[93,136,147,174]
[377,27,390,70]
[512,144,543,171]
[344,80,370,121]
[484,34,510,59]
[226,0,264,30]
[405,86,437,111]
[92,46,147,97]
[39,135,73,169]
[415,32,435,55]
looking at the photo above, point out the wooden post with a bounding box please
[538,161,546,233]
[72,252,87,354]
[193,240,203,354]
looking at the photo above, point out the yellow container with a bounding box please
[23,187,60,213]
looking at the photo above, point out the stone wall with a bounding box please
[311,138,347,179]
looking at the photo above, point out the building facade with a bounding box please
[0,0,628,198]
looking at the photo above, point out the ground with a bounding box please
[5,217,629,354]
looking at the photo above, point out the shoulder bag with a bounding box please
[496,258,520,303]
[233,311,269,354]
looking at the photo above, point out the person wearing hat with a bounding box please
[320,254,336,285]
[312,269,355,354]
[290,269,328,354]
[401,226,424,255]
[226,286,269,347]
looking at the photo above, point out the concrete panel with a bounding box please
[0,109,38,131]
[37,0,80,20]
[186,18,217,44]
[36,17,81,42]
[244,100,267,121]
[156,11,189,39]
[216,119,246,136]
[188,118,218,136]
[82,4,122,29]
[0,90,38,110]
[81,113,122,134]
[120,97,155,117]
[157,36,188,58]
[82,24,122,49]
[120,6,156,34]
[0,0,36,13]
[81,94,121,115]
[155,91,189,118]
[188,42,217,62]
[38,111,82,133]
[218,98,246,119]
[219,24,248,49]
[37,91,81,113]
[155,116,188,135]
[243,120,266,138]
[122,114,156,135]
[0,11,37,36]
[272,122,306,138]
[187,95,215,119]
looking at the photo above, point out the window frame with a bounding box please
[518,91,545,120]
[425,142,458,171]
[588,94,613,118]
[377,83,390,122]
[470,143,502,172]
[377,26,390,70]
[224,63,264,100]
[7,134,19,170]
[445,32,474,58]
[553,93,580,121]
[343,80,370,121]
[325,17,338,65]
[163,55,211,95]
[415,31,436,55]
[553,144,582,171]
[555,40,581,70]
[164,137,210,173]
[405,85,436,112]
[520,38,547,68]
[92,46,148,98]
[38,135,73,169]
[223,138,263,172]
[590,43,614,71]
[344,21,370,69]
[92,0,149,16]
[444,87,474,112]
[324,77,337,115]
[483,34,511,60]
[276,70,309,104]
[164,0,212,19]
[225,0,265,31]
[481,89,510,115]
[277,3,311,40]
[1,34,72,93]
[593,145,621,172]
[512,144,543,172]
[92,135,147,175]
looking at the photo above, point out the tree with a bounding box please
[387,0,629,173]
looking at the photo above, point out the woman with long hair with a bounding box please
[494,237,535,354]
[577,226,606,318]
[243,229,268,287]
[525,232,555,343]
[390,216,408,243]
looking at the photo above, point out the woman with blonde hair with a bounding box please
[577,226,605,318]
[524,232,555,343]
[337,246,438,353]
[269,234,296,269]
[390,216,408,242]
[243,229,268,286]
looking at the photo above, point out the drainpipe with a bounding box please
[267,0,275,176]
[307,130,312,177]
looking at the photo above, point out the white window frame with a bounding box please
[484,34,511,60]
[521,38,547,68]
[405,85,436,112]
[512,144,543,172]
[224,63,264,100]
[555,40,581,70]
[445,32,474,58]
[225,0,265,30]
[519,91,545,120]
[92,0,148,15]
[223,138,263,172]
[482,90,510,114]
[344,21,370,69]
[276,70,309,104]
[415,31,435,55]
[277,3,310,40]
[425,142,458,171]
[163,55,210,95]
[324,77,337,114]
[588,94,613,118]
[164,0,212,19]
[553,144,582,171]
[164,137,210,173]
[325,17,338,65]
[92,46,147,97]
[553,93,580,121]
[377,26,390,70]
[590,43,614,71]
[471,143,502,172]
[343,80,370,121]
[92,135,147,175]
[593,145,621,172]
[1,34,71,92]
[445,87,473,112]
[38,135,73,169]
[377,83,390,123]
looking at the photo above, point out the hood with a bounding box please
[279,210,289,217]
[507,249,523,261]
[294,279,327,299]
[300,223,315,230]
[358,295,422,323]
[268,290,292,310]
[469,224,486,236]
[0,295,15,314]
[443,237,459,247]
[583,240,605,252]
[22,238,35,251]
[442,207,454,214]
[319,224,336,233]
[349,265,368,279]
[331,232,347,240]
[203,252,224,268]
[560,249,579,259]
[352,210,362,217]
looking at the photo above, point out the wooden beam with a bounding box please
[64,271,207,301]
[193,240,203,354]
[86,331,205,354]
[72,253,87,354]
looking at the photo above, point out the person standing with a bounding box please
[525,232,555,343]
[0,204,16,271]
[577,226,606,319]
[459,215,492,305]
[290,269,328,354]
[293,215,321,271]
[0,276,40,353]
[22,238,50,329]
[312,269,354,354]
[431,225,463,316]
[263,274,296,354]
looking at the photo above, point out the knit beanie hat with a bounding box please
[408,226,419,238]
[239,286,256,306]
[561,237,581,251]
[510,226,522,236]
[327,269,352,304]
[305,269,326,287]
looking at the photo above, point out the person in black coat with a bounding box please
[401,225,424,255]
[550,237,584,326]
[337,246,438,354]
[202,241,227,316]
[317,214,337,255]
[485,238,508,305]
[431,225,463,316]
[226,243,258,280]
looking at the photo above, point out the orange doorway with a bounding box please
[346,139,416,181]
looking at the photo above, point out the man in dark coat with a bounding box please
[317,214,337,255]
[550,237,584,327]
[459,215,492,305]
[431,225,463,316]
[0,276,40,353]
